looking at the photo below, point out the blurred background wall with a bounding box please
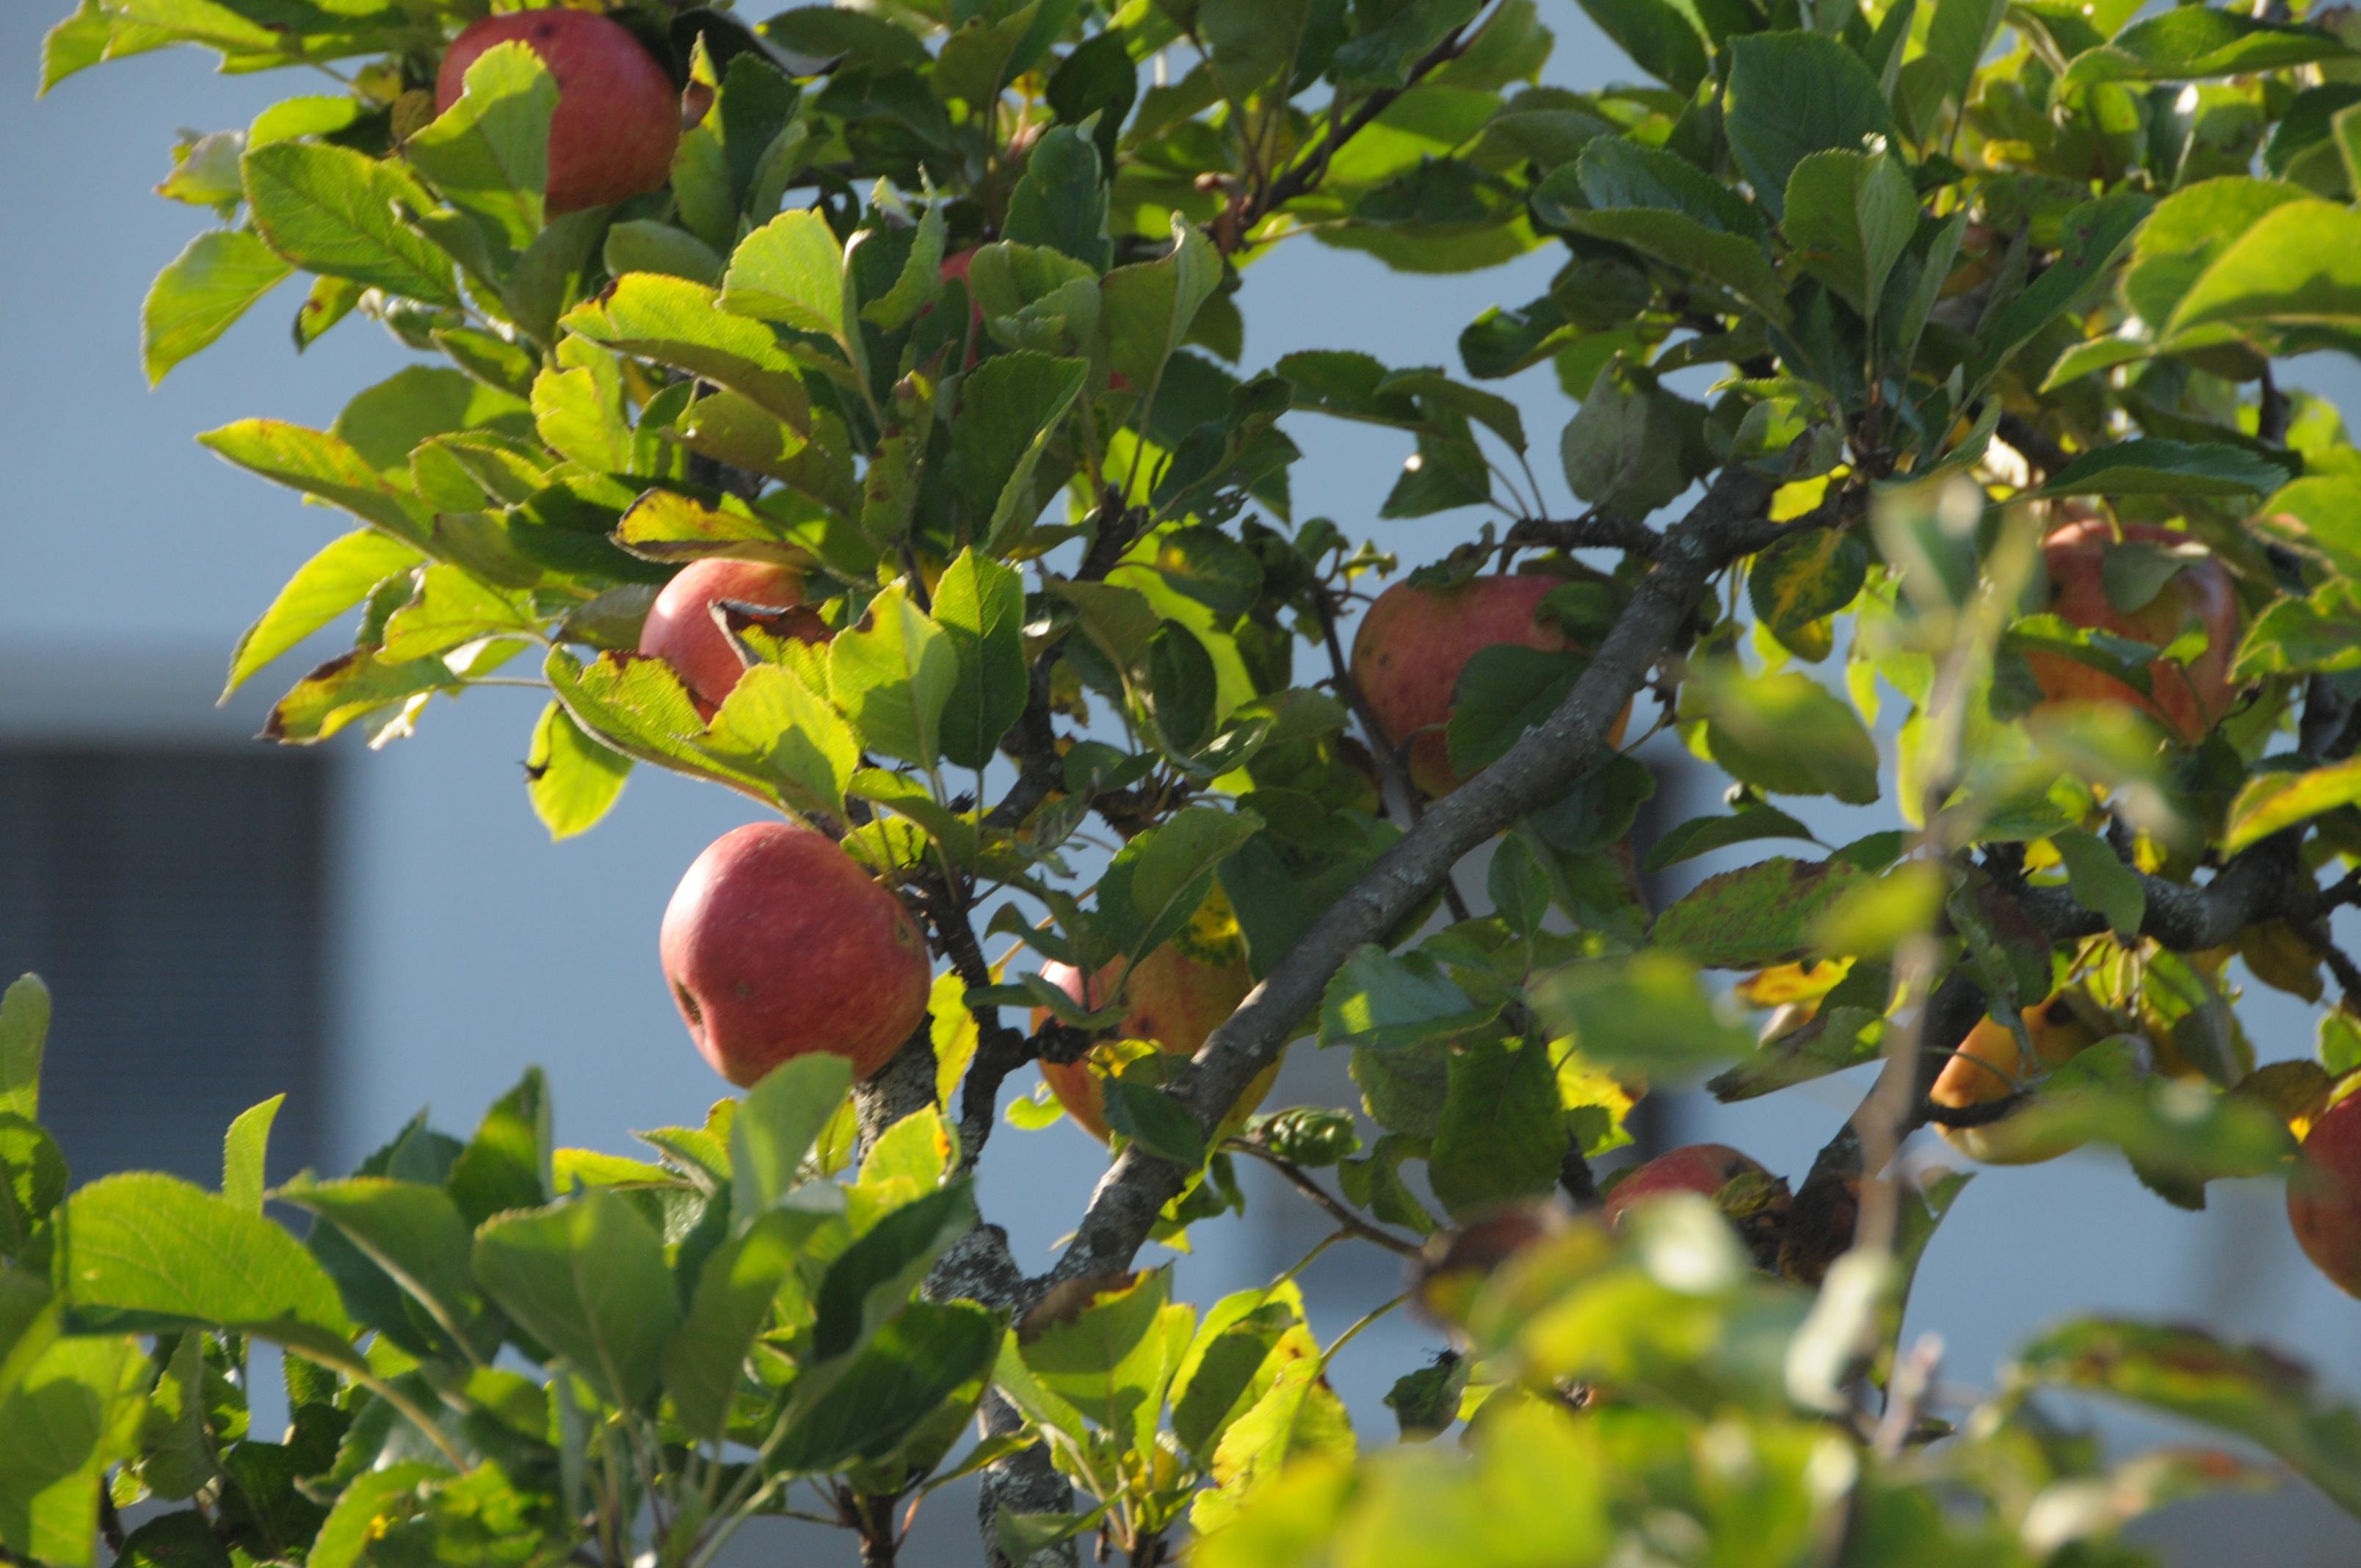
[7,5,2361,1559]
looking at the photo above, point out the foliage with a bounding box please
[33,0,2361,1561]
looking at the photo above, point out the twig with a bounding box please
[1223,1139,1422,1257]
[1994,413,2072,479]
[1308,584,1472,918]
[1218,12,1489,252]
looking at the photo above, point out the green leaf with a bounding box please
[2012,1319,2361,1516]
[1543,195,1789,322]
[2120,177,2307,330]
[604,219,727,287]
[402,39,556,253]
[276,1177,483,1355]
[1103,216,1222,393]
[1319,945,1498,1052]
[1559,356,1702,515]
[261,647,459,744]
[2233,585,2361,680]
[448,1067,551,1230]
[526,700,632,841]
[663,1208,822,1444]
[1749,527,1869,641]
[719,209,846,339]
[1103,1078,1211,1168]
[2061,10,2349,86]
[769,1300,1001,1474]
[1979,191,2152,379]
[472,1190,681,1411]
[1429,1036,1563,1221]
[933,550,1029,772]
[54,1172,350,1340]
[1200,0,1316,101]
[809,1181,979,1362]
[220,1095,280,1213]
[225,530,421,699]
[949,352,1089,548]
[547,648,801,807]
[242,140,457,306]
[1724,32,1896,222]
[141,228,291,385]
[1923,0,2006,104]
[1570,0,1707,93]
[730,1054,856,1229]
[562,274,816,427]
[1782,149,1915,320]
[1643,802,1818,872]
[829,581,957,768]
[1443,645,1586,781]
[1697,669,1882,805]
[1652,856,1871,968]
[2050,828,2145,940]
[0,976,48,1125]
[2224,756,2361,854]
[2255,476,2361,579]
[858,200,947,332]
[2036,439,2289,499]
[711,664,860,823]
[2169,200,2361,338]
[308,1463,449,1568]
[1005,124,1111,272]
[0,1336,152,1568]
[1533,951,1755,1073]
[1020,1269,1184,1450]
[1095,805,1264,962]
[199,419,433,548]
[114,1511,234,1568]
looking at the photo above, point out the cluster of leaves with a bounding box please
[38,0,2361,1561]
[0,973,1018,1567]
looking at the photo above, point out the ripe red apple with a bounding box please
[1350,574,1611,796]
[637,557,828,717]
[1929,993,2103,1164]
[661,823,932,1086]
[1032,944,1258,1142]
[2290,1091,2361,1296]
[1600,1143,1776,1228]
[436,9,681,217]
[2026,518,2241,745]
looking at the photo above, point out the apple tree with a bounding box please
[21,0,2361,1563]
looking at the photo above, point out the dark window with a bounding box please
[0,747,332,1187]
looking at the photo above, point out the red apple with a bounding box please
[1350,574,1612,796]
[1600,1143,1776,1228]
[661,823,932,1085]
[1032,944,1258,1142]
[637,557,828,717]
[2290,1091,2361,1296]
[2027,518,2241,745]
[436,9,680,217]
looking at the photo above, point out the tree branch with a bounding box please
[1505,512,1662,559]
[1222,1138,1422,1257]
[1040,463,1787,1290]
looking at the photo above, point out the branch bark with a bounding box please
[1041,464,1785,1290]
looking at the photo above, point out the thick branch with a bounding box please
[1043,464,1785,1289]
